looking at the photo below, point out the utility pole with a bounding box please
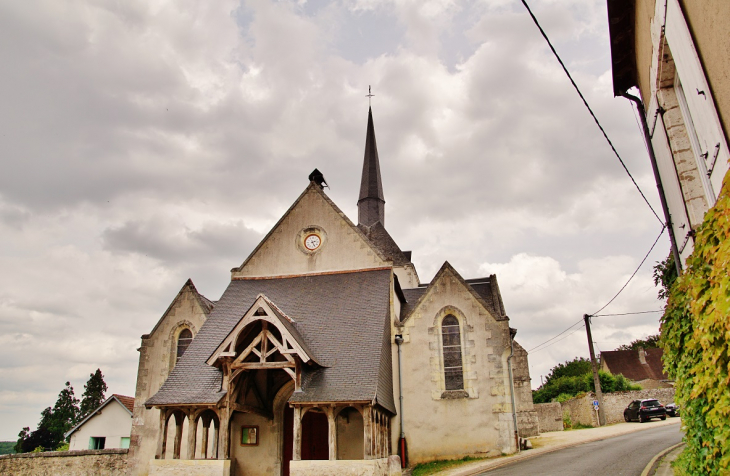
[584,314,606,426]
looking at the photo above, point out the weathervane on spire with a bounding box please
[367,85,374,106]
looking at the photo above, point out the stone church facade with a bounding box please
[127,108,538,476]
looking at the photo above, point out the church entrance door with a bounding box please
[301,411,329,460]
[282,405,293,476]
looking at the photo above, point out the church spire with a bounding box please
[358,106,385,227]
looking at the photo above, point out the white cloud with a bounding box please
[0,0,669,438]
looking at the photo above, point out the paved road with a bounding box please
[477,422,683,476]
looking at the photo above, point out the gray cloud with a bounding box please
[0,0,670,438]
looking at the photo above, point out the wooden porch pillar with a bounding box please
[374,411,379,458]
[173,412,184,459]
[326,406,337,460]
[155,409,168,459]
[292,406,302,461]
[186,412,198,460]
[218,407,231,460]
[363,406,372,460]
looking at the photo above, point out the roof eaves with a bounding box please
[64,395,132,438]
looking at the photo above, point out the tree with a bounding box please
[653,252,678,300]
[48,382,79,440]
[14,427,30,453]
[532,357,640,404]
[79,369,107,419]
[614,334,660,351]
[14,382,81,453]
[542,357,592,385]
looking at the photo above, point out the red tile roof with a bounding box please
[113,394,135,414]
[601,348,668,381]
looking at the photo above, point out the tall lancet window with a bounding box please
[442,315,464,390]
[176,329,193,361]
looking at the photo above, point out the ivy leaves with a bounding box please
[661,172,730,475]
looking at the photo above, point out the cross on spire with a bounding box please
[366,85,374,106]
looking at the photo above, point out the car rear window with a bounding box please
[644,400,660,407]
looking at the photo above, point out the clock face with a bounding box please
[304,234,321,251]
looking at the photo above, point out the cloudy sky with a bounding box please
[0,0,669,440]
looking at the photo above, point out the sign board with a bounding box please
[593,400,599,406]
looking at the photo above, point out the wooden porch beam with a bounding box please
[231,361,295,370]
[232,403,274,420]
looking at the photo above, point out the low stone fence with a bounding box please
[516,410,539,437]
[534,403,563,432]
[290,456,401,476]
[149,459,231,475]
[0,448,128,475]
[535,388,677,431]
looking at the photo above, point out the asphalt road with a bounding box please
[477,422,683,476]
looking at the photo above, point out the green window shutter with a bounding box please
[88,437,95,450]
[121,437,130,449]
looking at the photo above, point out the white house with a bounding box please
[66,394,135,451]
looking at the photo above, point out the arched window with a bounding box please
[176,329,193,361]
[441,315,463,390]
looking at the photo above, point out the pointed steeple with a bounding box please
[358,107,385,227]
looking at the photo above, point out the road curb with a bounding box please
[640,442,684,476]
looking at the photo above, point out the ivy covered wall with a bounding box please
[661,169,730,475]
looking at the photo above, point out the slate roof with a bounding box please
[146,268,396,414]
[601,348,668,382]
[358,222,411,266]
[400,268,507,322]
[358,107,384,203]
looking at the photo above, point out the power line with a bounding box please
[529,324,586,355]
[527,226,665,356]
[592,310,663,317]
[527,318,584,353]
[591,225,666,316]
[519,0,663,225]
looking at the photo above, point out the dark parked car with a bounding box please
[666,402,680,417]
[624,399,667,423]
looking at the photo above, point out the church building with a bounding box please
[127,108,538,476]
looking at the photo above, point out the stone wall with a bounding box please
[559,389,676,427]
[516,411,539,437]
[290,456,401,476]
[534,403,563,433]
[148,459,230,476]
[0,449,128,475]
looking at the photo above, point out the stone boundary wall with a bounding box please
[291,456,401,476]
[516,410,539,437]
[534,403,563,432]
[0,448,128,475]
[561,389,676,427]
[149,459,231,476]
[598,388,676,424]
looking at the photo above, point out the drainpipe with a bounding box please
[395,334,407,468]
[507,328,519,453]
[621,92,683,275]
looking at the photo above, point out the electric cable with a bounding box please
[590,225,666,316]
[519,0,663,225]
[527,318,584,353]
[592,310,663,317]
[528,324,586,355]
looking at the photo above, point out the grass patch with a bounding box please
[412,456,486,476]
[568,422,594,430]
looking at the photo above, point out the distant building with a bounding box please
[65,395,134,451]
[126,108,538,476]
[607,0,730,263]
[600,348,671,389]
